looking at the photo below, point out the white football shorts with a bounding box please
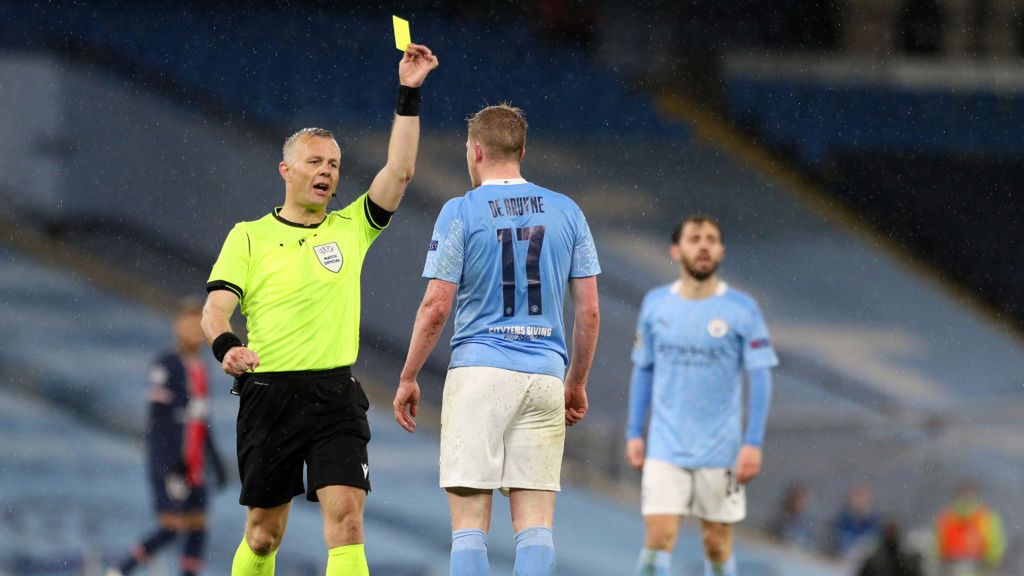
[641,459,746,523]
[439,366,565,493]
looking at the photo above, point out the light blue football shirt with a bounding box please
[632,281,779,468]
[423,179,601,379]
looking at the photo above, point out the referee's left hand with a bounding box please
[398,43,439,88]
[393,378,420,433]
[222,346,260,377]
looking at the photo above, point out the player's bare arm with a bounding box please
[393,279,456,432]
[564,276,600,426]
[367,43,439,212]
[201,290,260,377]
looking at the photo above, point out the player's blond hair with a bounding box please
[467,104,527,162]
[282,127,336,161]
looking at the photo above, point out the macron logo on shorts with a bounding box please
[362,463,368,479]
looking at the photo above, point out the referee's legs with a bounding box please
[319,485,369,576]
[231,502,291,576]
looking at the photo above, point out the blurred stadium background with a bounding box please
[2,1,1023,574]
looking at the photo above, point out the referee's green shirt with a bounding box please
[207,193,386,372]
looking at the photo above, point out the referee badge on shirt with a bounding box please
[707,318,729,338]
[314,242,343,273]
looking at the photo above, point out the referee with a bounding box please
[201,44,438,576]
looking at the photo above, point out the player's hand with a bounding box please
[625,438,646,470]
[398,43,439,88]
[393,378,420,433]
[564,385,588,426]
[735,444,763,484]
[221,346,260,377]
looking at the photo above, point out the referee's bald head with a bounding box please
[282,127,337,162]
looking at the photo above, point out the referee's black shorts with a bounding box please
[236,366,371,508]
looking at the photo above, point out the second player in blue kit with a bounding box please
[393,104,601,576]
[626,216,778,576]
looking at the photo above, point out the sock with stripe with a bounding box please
[451,529,489,576]
[634,548,671,576]
[703,554,737,576]
[513,527,555,576]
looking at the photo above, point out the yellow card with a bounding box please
[393,15,411,52]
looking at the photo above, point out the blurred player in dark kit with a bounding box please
[107,299,227,576]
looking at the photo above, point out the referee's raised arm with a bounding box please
[367,43,439,212]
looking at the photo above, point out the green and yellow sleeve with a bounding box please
[339,192,389,250]
[207,223,250,299]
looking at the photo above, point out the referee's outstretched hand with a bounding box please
[393,378,420,433]
[221,346,260,377]
[398,43,439,88]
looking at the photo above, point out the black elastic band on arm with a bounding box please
[396,85,421,116]
[206,280,243,299]
[365,195,394,230]
[212,332,243,363]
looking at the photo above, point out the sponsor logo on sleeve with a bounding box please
[428,239,438,252]
[750,338,771,349]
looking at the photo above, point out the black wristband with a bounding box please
[212,332,243,363]
[396,85,421,116]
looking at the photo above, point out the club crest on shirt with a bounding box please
[707,318,729,338]
[314,242,343,273]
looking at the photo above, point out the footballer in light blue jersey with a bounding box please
[626,216,777,576]
[629,281,777,467]
[393,105,601,576]
[422,180,601,378]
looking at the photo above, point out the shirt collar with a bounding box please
[273,206,325,229]
[481,178,528,186]
[671,280,728,297]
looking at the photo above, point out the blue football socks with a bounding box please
[634,548,671,576]
[451,529,489,576]
[513,527,555,576]
[703,555,737,576]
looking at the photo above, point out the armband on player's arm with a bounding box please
[212,332,243,363]
[744,367,773,447]
[626,364,654,440]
